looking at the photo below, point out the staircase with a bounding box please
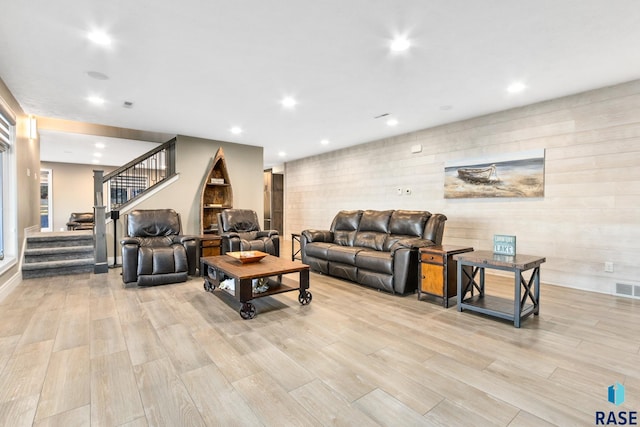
[22,231,95,279]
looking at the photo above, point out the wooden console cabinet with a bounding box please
[418,245,474,308]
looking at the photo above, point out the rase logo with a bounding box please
[610,383,626,406]
[596,382,637,425]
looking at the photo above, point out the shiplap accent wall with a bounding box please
[285,79,640,294]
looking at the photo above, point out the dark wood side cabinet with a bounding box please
[418,245,474,308]
[197,235,221,276]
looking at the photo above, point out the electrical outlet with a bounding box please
[604,261,614,273]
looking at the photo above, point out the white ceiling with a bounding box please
[38,129,161,167]
[2,0,640,168]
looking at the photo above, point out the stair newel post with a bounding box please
[93,170,108,274]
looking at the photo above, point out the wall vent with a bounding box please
[615,283,640,299]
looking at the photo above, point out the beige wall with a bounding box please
[41,162,116,232]
[44,136,263,264]
[117,134,264,234]
[285,79,640,294]
[0,78,40,287]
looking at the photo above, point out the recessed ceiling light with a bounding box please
[507,82,527,94]
[386,118,399,126]
[92,159,100,164]
[230,126,243,135]
[281,97,297,108]
[87,96,105,105]
[320,139,330,145]
[88,30,112,46]
[93,152,102,157]
[278,151,286,157]
[390,36,411,52]
[95,142,105,149]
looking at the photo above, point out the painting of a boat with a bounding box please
[444,149,545,198]
[457,164,497,183]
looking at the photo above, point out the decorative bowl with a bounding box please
[226,251,268,264]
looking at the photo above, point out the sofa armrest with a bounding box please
[179,235,197,244]
[219,231,241,239]
[257,230,279,238]
[301,229,333,243]
[391,237,435,252]
[179,237,198,276]
[423,213,447,245]
[120,237,142,246]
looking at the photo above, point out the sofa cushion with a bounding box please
[359,210,393,233]
[331,210,362,246]
[354,231,386,251]
[326,245,363,264]
[388,210,430,237]
[304,242,333,259]
[355,250,393,274]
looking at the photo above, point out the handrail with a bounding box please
[102,137,176,211]
[103,137,176,181]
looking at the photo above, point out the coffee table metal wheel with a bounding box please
[298,290,312,305]
[240,302,256,320]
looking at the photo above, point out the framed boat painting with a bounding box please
[444,149,545,199]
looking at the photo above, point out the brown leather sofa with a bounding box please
[301,210,446,294]
[217,209,280,256]
[66,212,94,230]
[120,209,197,286]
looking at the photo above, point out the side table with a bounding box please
[453,250,545,328]
[291,233,301,261]
[197,235,221,276]
[418,245,474,308]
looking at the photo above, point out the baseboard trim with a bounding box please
[0,270,22,302]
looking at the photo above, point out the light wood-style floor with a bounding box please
[1,244,639,426]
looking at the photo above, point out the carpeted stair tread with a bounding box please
[22,258,95,271]
[22,231,96,278]
[24,245,93,256]
[26,231,93,248]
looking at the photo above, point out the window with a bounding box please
[0,99,15,262]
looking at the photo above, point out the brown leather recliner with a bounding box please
[217,209,279,256]
[120,209,197,286]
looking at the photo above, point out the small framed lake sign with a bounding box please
[493,235,516,256]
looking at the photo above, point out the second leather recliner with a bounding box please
[217,209,280,256]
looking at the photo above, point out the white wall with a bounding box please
[285,79,640,294]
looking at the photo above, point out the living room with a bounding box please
[1,1,639,425]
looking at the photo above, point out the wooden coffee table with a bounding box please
[201,253,311,319]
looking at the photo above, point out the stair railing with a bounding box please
[102,137,177,212]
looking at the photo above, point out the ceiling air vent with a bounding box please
[123,101,134,108]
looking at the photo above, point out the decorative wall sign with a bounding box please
[493,234,517,256]
[444,149,545,198]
